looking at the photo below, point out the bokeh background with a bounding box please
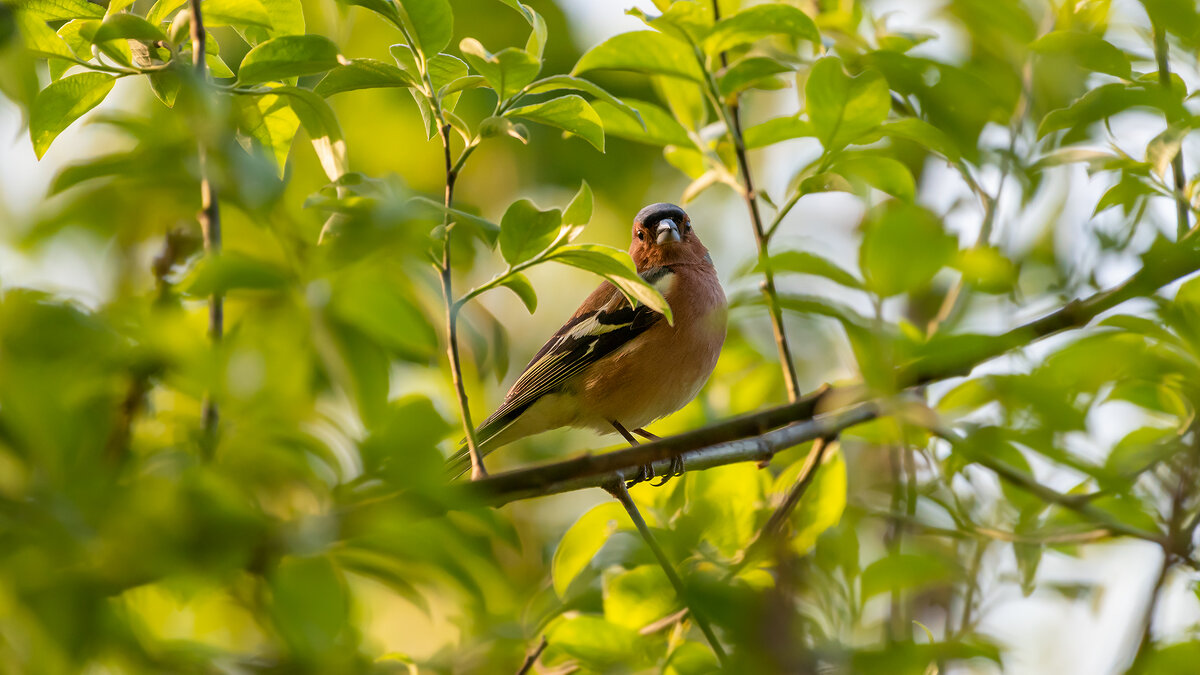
[3,0,1200,673]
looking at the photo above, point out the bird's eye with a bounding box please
[636,231,645,241]
[684,221,691,232]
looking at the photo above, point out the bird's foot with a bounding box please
[650,454,685,487]
[626,461,656,488]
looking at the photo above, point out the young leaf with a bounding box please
[718,56,794,98]
[499,273,537,313]
[878,118,960,161]
[395,0,453,57]
[603,565,679,631]
[478,116,529,143]
[237,35,342,84]
[30,72,115,159]
[505,95,605,152]
[92,14,167,42]
[409,197,501,245]
[14,10,77,60]
[525,75,644,129]
[314,59,416,96]
[806,57,890,150]
[19,0,104,20]
[202,0,272,28]
[343,0,403,30]
[275,87,348,180]
[146,0,186,26]
[831,155,916,201]
[789,451,847,554]
[561,181,593,227]
[572,30,704,82]
[183,252,291,296]
[258,0,305,38]
[551,502,627,597]
[499,199,562,265]
[743,115,812,149]
[1031,31,1131,79]
[234,93,300,177]
[859,201,957,297]
[458,38,539,101]
[547,244,673,323]
[754,250,864,290]
[592,98,691,147]
[702,3,819,55]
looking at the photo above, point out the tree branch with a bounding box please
[1152,27,1190,240]
[188,0,222,447]
[422,230,1200,509]
[605,480,728,665]
[708,0,801,401]
[515,635,547,675]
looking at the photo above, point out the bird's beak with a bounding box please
[656,218,681,245]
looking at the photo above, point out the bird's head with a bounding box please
[629,203,710,269]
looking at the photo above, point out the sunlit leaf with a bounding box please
[548,244,673,323]
[1031,31,1131,79]
[237,35,342,85]
[30,72,115,159]
[702,3,818,55]
[505,94,605,152]
[859,201,957,297]
[755,250,864,290]
[806,56,890,150]
[92,14,166,42]
[459,37,539,101]
[499,273,537,313]
[396,0,453,56]
[314,58,416,96]
[603,565,679,630]
[202,0,272,28]
[551,502,627,597]
[592,98,690,147]
[525,75,645,129]
[498,199,562,265]
[572,30,704,82]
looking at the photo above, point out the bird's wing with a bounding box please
[445,267,672,476]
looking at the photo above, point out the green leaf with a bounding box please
[19,0,104,20]
[92,13,166,42]
[547,615,646,668]
[269,556,348,657]
[458,38,539,101]
[789,451,847,554]
[499,273,537,313]
[478,116,529,143]
[14,9,76,60]
[743,115,812,149]
[396,0,453,56]
[953,246,1017,293]
[551,502,627,597]
[409,196,501,244]
[1146,121,1189,179]
[330,269,437,359]
[757,250,863,289]
[234,92,300,178]
[879,118,960,161]
[499,199,562,265]
[593,98,691,147]
[505,95,604,152]
[274,87,348,181]
[342,0,403,30]
[525,75,645,130]
[572,31,704,83]
[237,35,342,85]
[859,201,957,297]
[831,155,915,201]
[548,244,673,324]
[562,181,593,227]
[1031,31,1131,79]
[183,252,291,296]
[806,57,890,150]
[146,0,186,26]
[861,553,957,600]
[702,3,818,55]
[258,0,305,37]
[1038,83,1186,138]
[603,565,679,630]
[202,0,272,28]
[718,56,794,98]
[30,72,115,160]
[685,463,765,556]
[314,58,416,96]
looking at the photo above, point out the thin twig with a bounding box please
[1152,27,1190,240]
[188,0,222,448]
[604,480,728,666]
[515,635,548,675]
[708,0,801,401]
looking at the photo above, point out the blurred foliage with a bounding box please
[3,0,1200,672]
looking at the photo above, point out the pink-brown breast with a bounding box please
[573,261,726,432]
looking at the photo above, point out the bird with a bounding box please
[445,203,727,483]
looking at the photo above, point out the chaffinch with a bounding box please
[446,203,727,482]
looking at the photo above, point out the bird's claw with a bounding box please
[651,455,685,487]
[625,456,686,488]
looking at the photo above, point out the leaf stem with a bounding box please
[188,0,222,449]
[604,480,728,666]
